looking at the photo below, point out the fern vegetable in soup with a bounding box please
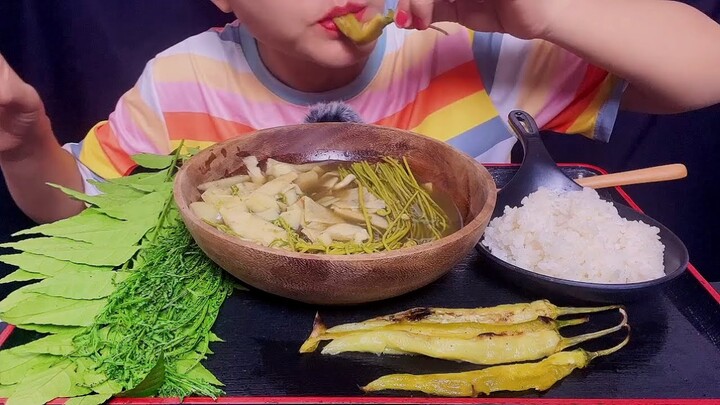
[190,156,461,254]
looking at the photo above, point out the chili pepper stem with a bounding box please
[556,316,590,329]
[428,24,449,35]
[558,304,623,316]
[299,313,328,353]
[559,308,628,351]
[587,325,631,361]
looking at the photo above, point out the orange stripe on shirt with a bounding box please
[566,74,618,135]
[78,122,123,179]
[543,65,609,133]
[164,112,256,142]
[94,122,138,176]
[375,61,485,129]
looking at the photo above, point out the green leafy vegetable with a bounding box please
[0,294,108,326]
[64,393,113,405]
[97,188,170,221]
[0,238,139,267]
[13,209,153,246]
[87,181,147,199]
[131,153,175,169]
[9,331,78,356]
[0,147,234,404]
[24,271,129,300]
[116,355,166,397]
[12,324,82,335]
[5,359,78,405]
[73,217,232,398]
[0,352,61,385]
[45,184,139,212]
[0,253,111,277]
[0,270,45,284]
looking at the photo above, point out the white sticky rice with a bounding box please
[481,187,665,284]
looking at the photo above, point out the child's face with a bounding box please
[216,0,388,68]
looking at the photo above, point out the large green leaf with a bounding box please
[0,352,61,385]
[0,253,111,276]
[64,394,112,405]
[5,359,76,405]
[116,355,165,398]
[131,154,175,169]
[182,362,223,387]
[87,181,147,199]
[0,287,34,313]
[0,270,46,284]
[107,171,167,185]
[48,185,139,211]
[12,331,79,356]
[13,324,82,335]
[27,271,129,300]
[107,171,170,193]
[98,189,169,221]
[13,209,154,247]
[0,239,139,267]
[66,384,93,397]
[0,383,16,397]
[91,379,123,395]
[0,295,107,327]
[73,357,113,394]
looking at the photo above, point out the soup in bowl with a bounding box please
[173,123,496,305]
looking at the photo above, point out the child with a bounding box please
[1,0,719,224]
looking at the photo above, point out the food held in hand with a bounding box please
[333,11,395,45]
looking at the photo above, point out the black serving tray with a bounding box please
[2,164,719,405]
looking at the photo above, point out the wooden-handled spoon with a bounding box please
[574,164,687,189]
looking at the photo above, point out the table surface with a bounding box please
[1,164,719,404]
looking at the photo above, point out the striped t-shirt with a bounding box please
[65,20,625,191]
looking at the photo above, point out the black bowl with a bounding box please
[475,111,689,304]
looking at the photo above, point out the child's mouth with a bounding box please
[319,20,342,32]
[319,5,367,34]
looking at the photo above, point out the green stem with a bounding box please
[559,308,628,351]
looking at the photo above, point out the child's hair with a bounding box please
[304,101,364,123]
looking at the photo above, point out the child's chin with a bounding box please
[311,44,375,69]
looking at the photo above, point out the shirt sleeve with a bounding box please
[472,32,627,142]
[62,59,171,194]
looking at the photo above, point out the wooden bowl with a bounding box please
[173,123,497,305]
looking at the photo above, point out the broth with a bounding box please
[190,156,462,254]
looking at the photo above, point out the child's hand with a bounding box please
[0,53,46,157]
[395,0,564,40]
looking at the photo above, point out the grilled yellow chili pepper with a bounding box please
[320,308,627,365]
[333,11,395,45]
[334,10,450,46]
[325,300,620,334]
[362,329,630,397]
[299,313,589,353]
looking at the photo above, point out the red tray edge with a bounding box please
[0,163,718,404]
[0,396,717,404]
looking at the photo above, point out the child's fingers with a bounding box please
[395,0,433,30]
[396,0,462,30]
[0,53,41,112]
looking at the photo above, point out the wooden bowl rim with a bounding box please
[173,122,497,263]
